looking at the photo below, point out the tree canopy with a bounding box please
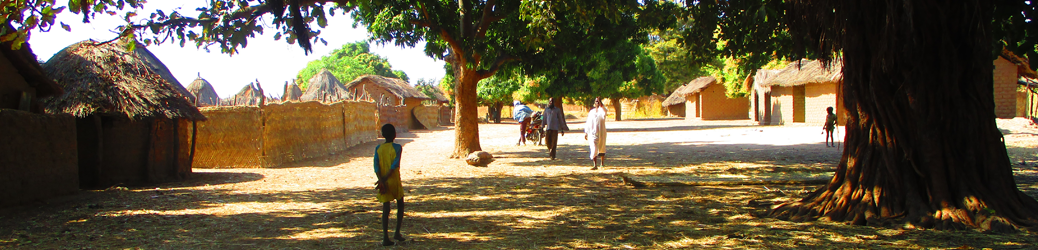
[294,41,407,90]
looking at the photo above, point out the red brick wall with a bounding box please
[994,57,1018,118]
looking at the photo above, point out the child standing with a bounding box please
[823,107,837,147]
[374,124,406,246]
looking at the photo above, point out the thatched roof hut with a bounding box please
[226,81,265,106]
[0,36,63,113]
[41,39,203,188]
[345,75,430,105]
[41,40,204,120]
[754,59,843,92]
[301,69,350,102]
[187,74,220,107]
[283,81,303,102]
[131,42,193,103]
[662,76,717,106]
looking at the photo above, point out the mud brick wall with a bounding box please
[0,110,77,207]
[994,57,1019,118]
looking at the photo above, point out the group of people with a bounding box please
[372,102,840,246]
[370,98,610,246]
[514,97,609,169]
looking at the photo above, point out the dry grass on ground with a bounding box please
[1,119,1037,249]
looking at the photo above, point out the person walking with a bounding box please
[513,101,534,146]
[584,97,608,170]
[542,97,568,160]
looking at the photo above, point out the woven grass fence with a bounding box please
[194,106,263,168]
[194,101,379,168]
[412,105,439,129]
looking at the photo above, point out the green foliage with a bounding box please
[644,34,712,93]
[294,41,406,90]
[477,70,523,106]
[0,0,141,49]
[678,0,796,76]
[701,56,748,98]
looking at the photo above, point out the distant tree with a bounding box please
[295,41,405,90]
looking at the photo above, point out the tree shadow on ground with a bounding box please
[3,173,1033,249]
[496,141,843,170]
[603,124,760,133]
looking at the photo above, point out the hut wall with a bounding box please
[994,57,1018,118]
[0,55,36,111]
[770,86,794,125]
[1018,87,1029,118]
[439,105,453,125]
[193,101,379,168]
[412,105,440,129]
[97,116,150,186]
[194,106,264,168]
[699,83,750,120]
[667,103,686,117]
[685,93,701,120]
[378,104,409,134]
[0,110,77,207]
[804,82,849,125]
[404,98,426,129]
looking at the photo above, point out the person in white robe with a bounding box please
[584,97,608,170]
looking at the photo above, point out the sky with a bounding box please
[29,1,446,99]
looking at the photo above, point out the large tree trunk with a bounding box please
[611,98,623,121]
[772,0,1038,231]
[451,67,482,158]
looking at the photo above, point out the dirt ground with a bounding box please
[2,118,1037,249]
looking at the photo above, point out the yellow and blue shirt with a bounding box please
[374,142,404,202]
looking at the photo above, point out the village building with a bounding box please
[994,49,1037,118]
[0,39,79,207]
[225,81,266,106]
[186,74,220,106]
[301,69,351,102]
[663,76,750,120]
[41,40,205,188]
[751,59,846,125]
[344,75,431,129]
[283,81,303,102]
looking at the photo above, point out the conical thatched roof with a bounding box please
[301,69,350,102]
[662,76,717,106]
[225,82,265,106]
[283,81,303,101]
[41,40,203,120]
[131,41,193,103]
[344,74,429,101]
[187,75,220,106]
[757,59,843,89]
